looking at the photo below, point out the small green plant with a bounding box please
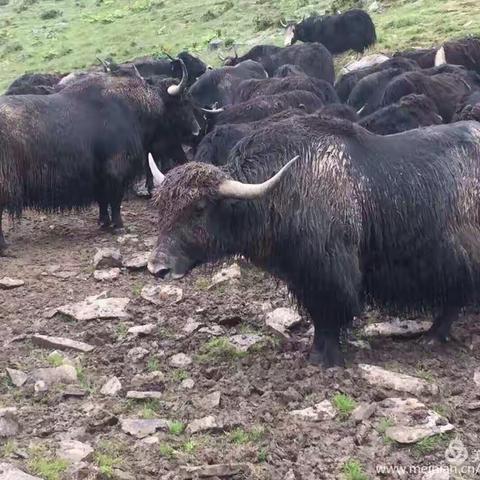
[29,457,69,480]
[332,393,357,419]
[249,425,266,442]
[147,357,160,372]
[159,443,176,458]
[416,368,434,382]
[412,434,450,457]
[342,459,369,480]
[2,439,16,457]
[116,322,128,340]
[194,277,210,290]
[171,369,188,381]
[229,427,250,444]
[131,283,143,296]
[182,440,197,453]
[94,442,122,478]
[376,417,395,435]
[75,366,95,393]
[197,337,246,363]
[47,352,64,367]
[257,447,268,462]
[169,420,185,435]
[40,9,62,20]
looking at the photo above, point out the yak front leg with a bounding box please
[423,305,460,344]
[0,206,8,254]
[309,326,345,368]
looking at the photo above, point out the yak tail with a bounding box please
[435,46,447,66]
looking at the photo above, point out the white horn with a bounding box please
[148,153,165,187]
[434,46,447,66]
[167,58,188,96]
[218,155,299,200]
[357,104,366,115]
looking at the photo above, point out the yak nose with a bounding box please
[147,250,171,277]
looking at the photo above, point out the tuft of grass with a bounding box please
[228,425,266,444]
[412,434,451,458]
[257,447,268,462]
[147,357,160,372]
[181,440,197,453]
[342,459,369,480]
[29,457,69,480]
[159,443,176,458]
[197,337,246,363]
[415,368,434,383]
[332,393,357,419]
[116,322,128,340]
[171,369,188,381]
[169,420,185,435]
[47,352,64,367]
[139,399,162,419]
[94,442,122,478]
[2,439,16,458]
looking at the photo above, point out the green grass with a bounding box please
[29,457,69,480]
[1,0,480,90]
[169,420,186,435]
[171,369,188,381]
[94,441,123,478]
[228,425,266,444]
[139,399,162,419]
[332,393,357,419]
[342,459,369,480]
[47,352,64,367]
[147,356,160,372]
[411,433,451,458]
[2,439,16,458]
[159,442,176,458]
[197,336,247,363]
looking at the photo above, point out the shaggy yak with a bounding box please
[0,61,199,253]
[146,115,480,367]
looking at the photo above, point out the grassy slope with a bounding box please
[0,0,479,90]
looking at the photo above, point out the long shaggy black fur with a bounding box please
[393,48,436,68]
[223,45,282,66]
[5,73,64,95]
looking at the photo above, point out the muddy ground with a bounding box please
[1,197,479,480]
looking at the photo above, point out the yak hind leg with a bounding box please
[423,305,460,344]
[309,327,345,368]
[0,206,8,255]
[109,183,125,230]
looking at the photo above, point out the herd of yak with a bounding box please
[3,9,480,366]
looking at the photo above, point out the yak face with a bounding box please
[284,23,298,46]
[147,155,299,279]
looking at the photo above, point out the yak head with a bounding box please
[282,19,299,46]
[147,154,298,279]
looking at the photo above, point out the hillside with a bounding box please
[0,0,479,90]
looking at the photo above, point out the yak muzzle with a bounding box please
[147,249,189,280]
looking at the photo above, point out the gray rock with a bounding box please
[474,368,480,391]
[351,402,377,424]
[358,364,439,395]
[179,463,251,479]
[120,418,169,438]
[126,391,162,400]
[186,415,220,434]
[289,400,336,421]
[30,364,78,387]
[6,368,27,387]
[141,284,183,305]
[0,277,24,290]
[142,435,159,445]
[422,470,450,480]
[0,463,41,479]
[117,234,139,246]
[194,391,221,410]
[208,39,224,51]
[368,0,380,12]
[183,318,203,335]
[131,371,165,388]
[31,334,94,353]
[57,439,93,463]
[228,334,263,352]
[0,408,19,438]
[93,268,121,282]
[93,248,122,269]
[180,378,195,389]
[123,252,149,270]
[265,307,301,338]
[362,318,431,338]
[34,380,47,393]
[57,295,130,321]
[127,347,149,363]
[341,53,389,74]
[169,353,192,368]
[100,376,122,396]
[386,422,453,444]
[127,324,156,335]
[198,325,224,336]
[209,263,241,288]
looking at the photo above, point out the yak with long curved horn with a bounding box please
[200,107,224,114]
[280,19,287,27]
[148,153,165,187]
[218,156,299,200]
[96,56,111,72]
[167,58,188,96]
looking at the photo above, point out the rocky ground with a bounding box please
[1,197,479,480]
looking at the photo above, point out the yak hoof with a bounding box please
[420,327,455,345]
[308,347,345,368]
[0,238,9,256]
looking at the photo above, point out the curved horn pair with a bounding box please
[148,153,165,187]
[96,56,111,72]
[218,156,299,199]
[167,58,188,96]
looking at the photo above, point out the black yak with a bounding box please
[222,45,282,66]
[284,10,376,54]
[393,48,436,69]
[0,63,199,253]
[273,64,306,78]
[234,76,339,105]
[147,115,480,367]
[5,73,65,95]
[359,94,443,134]
[317,104,359,122]
[435,37,480,73]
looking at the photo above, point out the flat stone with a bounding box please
[179,463,251,479]
[100,377,122,396]
[142,435,159,445]
[131,371,165,388]
[127,324,156,335]
[93,268,121,282]
[31,334,94,353]
[120,418,169,438]
[117,234,139,245]
[57,440,93,463]
[123,252,149,270]
[126,391,162,400]
[183,318,203,335]
[351,402,377,424]
[0,277,24,290]
[359,364,438,395]
[386,421,454,444]
[194,391,221,410]
[141,284,183,305]
[0,408,19,438]
[474,369,480,390]
[169,353,192,368]
[228,334,263,352]
[198,325,224,336]
[362,319,431,338]
[289,400,336,421]
[127,347,149,362]
[93,248,122,269]
[34,380,47,393]
[209,263,241,288]
[186,415,220,434]
[180,378,195,389]
[57,296,130,321]
[465,401,480,410]
[30,365,78,387]
[341,53,389,74]
[0,463,41,479]
[6,368,27,387]
[265,307,302,338]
